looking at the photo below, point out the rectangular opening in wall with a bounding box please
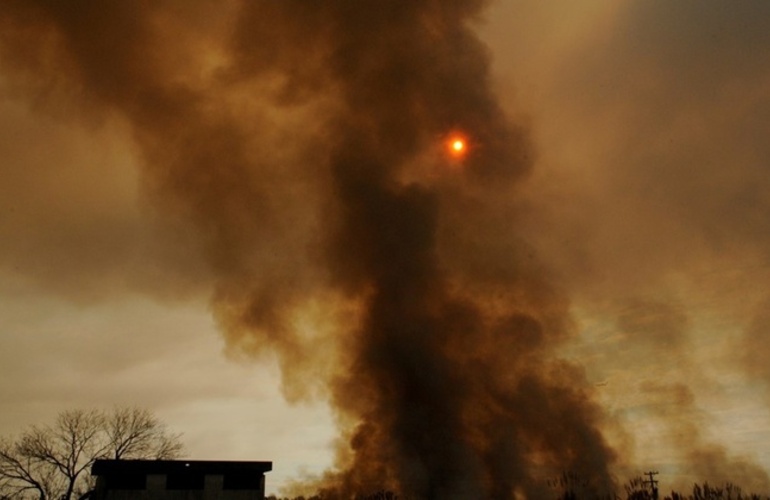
[166,471,205,490]
[105,473,147,490]
[223,472,261,490]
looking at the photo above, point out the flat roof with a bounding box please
[92,459,272,475]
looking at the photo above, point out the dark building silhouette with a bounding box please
[91,459,272,500]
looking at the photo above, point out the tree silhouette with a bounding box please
[0,407,183,500]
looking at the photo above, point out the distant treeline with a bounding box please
[267,480,769,500]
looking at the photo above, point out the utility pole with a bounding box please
[642,471,659,500]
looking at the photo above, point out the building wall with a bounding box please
[93,473,265,500]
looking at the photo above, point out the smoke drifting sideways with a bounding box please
[0,1,616,498]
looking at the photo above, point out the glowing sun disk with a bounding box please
[446,135,469,159]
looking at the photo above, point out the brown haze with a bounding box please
[0,1,616,497]
[482,1,770,494]
[3,0,770,498]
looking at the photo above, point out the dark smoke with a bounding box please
[0,1,616,497]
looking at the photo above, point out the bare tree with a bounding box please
[0,437,64,500]
[104,407,183,460]
[0,407,184,500]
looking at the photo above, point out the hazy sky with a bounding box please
[2,1,770,496]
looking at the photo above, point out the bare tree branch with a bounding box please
[0,408,184,500]
[0,436,64,500]
[104,407,182,460]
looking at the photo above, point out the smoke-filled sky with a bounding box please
[2,1,770,497]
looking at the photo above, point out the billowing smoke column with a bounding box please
[0,1,616,497]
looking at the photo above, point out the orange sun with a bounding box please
[446,134,469,159]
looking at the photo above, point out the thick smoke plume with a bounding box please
[0,1,616,497]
